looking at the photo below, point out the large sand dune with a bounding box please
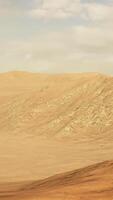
[0,72,113,198]
[0,72,113,137]
[0,160,113,200]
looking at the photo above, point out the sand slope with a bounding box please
[0,160,113,200]
[0,72,113,137]
[0,72,113,183]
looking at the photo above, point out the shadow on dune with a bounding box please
[0,160,113,200]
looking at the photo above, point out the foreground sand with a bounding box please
[0,160,113,200]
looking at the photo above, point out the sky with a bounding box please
[0,0,113,74]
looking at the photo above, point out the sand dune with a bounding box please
[0,72,113,198]
[0,72,113,137]
[0,160,113,200]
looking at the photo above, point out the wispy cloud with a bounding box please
[28,0,113,23]
[0,0,113,22]
[1,23,113,73]
[84,2,113,23]
[29,0,82,20]
[0,0,113,73]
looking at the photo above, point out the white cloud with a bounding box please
[0,0,113,24]
[1,23,113,73]
[0,0,113,74]
[84,3,113,23]
[29,0,113,25]
[29,0,82,19]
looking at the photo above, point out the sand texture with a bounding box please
[0,72,113,199]
[0,160,113,200]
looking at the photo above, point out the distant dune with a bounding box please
[0,160,113,200]
[0,72,113,198]
[0,72,113,137]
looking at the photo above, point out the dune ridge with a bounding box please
[0,160,113,200]
[0,72,113,138]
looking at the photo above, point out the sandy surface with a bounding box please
[0,72,113,199]
[0,134,113,182]
[0,160,113,200]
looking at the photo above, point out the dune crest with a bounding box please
[0,72,113,138]
[0,160,113,200]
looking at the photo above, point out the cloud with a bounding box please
[28,0,113,24]
[1,22,113,73]
[84,3,113,23]
[0,0,113,24]
[29,0,82,20]
[0,0,113,74]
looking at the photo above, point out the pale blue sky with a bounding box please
[0,0,113,74]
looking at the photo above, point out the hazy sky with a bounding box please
[0,0,113,73]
